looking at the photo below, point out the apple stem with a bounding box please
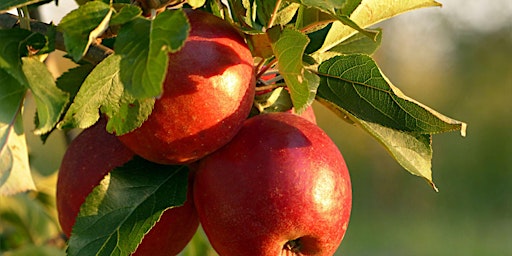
[256,59,278,80]
[284,238,303,253]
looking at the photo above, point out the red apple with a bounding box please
[56,118,199,255]
[194,112,352,255]
[118,9,255,165]
[290,105,317,124]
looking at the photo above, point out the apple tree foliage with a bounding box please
[0,0,466,254]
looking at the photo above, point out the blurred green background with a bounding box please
[1,0,511,255]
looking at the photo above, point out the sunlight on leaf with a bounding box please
[316,54,466,135]
[67,158,188,256]
[317,98,438,191]
[314,0,441,59]
[269,27,319,113]
[58,1,112,62]
[0,115,34,195]
[21,57,69,135]
[115,10,189,99]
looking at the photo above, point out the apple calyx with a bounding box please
[284,239,303,253]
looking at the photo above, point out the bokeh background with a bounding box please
[1,0,511,255]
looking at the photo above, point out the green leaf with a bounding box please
[314,0,441,57]
[0,70,34,196]
[293,0,377,40]
[67,158,189,256]
[252,87,293,114]
[0,28,47,85]
[316,54,467,135]
[58,54,154,135]
[327,28,382,55]
[272,2,301,27]
[339,0,362,15]
[0,70,25,149]
[56,64,95,101]
[293,0,347,13]
[311,28,382,62]
[109,4,142,26]
[295,6,335,33]
[0,0,47,12]
[58,1,113,62]
[317,98,437,190]
[269,27,320,113]
[115,10,190,99]
[104,95,155,135]
[21,57,69,135]
[254,0,300,28]
[58,55,123,130]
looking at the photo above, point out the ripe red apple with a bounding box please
[56,118,199,255]
[290,105,317,124]
[194,112,352,255]
[118,9,255,165]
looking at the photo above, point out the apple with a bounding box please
[194,112,352,255]
[290,105,317,124]
[56,118,199,255]
[118,9,255,165]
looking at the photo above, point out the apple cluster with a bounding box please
[56,9,352,256]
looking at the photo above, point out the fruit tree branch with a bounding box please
[0,13,113,65]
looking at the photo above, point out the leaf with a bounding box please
[56,64,95,100]
[310,28,383,62]
[269,27,320,113]
[317,98,437,190]
[293,0,347,13]
[58,1,113,62]
[327,28,382,55]
[109,5,141,26]
[253,87,293,114]
[271,2,301,27]
[104,95,155,135]
[0,115,34,195]
[21,57,69,135]
[0,28,47,85]
[0,0,47,12]
[255,0,299,28]
[67,157,189,256]
[314,0,441,56]
[247,32,274,58]
[0,69,25,149]
[296,6,335,33]
[59,54,154,135]
[293,0,378,40]
[0,70,34,196]
[316,54,467,135]
[115,10,190,99]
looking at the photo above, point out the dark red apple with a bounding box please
[118,9,255,165]
[56,119,199,255]
[194,112,351,255]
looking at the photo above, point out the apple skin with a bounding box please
[56,118,199,255]
[290,105,316,124]
[194,112,351,256]
[118,9,255,165]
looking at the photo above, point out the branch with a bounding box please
[0,13,113,65]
